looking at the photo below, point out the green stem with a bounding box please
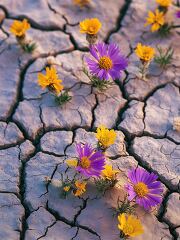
[139,62,149,81]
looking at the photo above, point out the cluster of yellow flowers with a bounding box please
[66,125,118,193]
[65,125,144,238]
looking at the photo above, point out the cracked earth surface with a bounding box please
[0,0,180,239]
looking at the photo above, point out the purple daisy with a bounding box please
[126,167,163,210]
[86,42,128,80]
[176,10,180,18]
[76,143,105,177]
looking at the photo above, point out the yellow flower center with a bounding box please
[99,56,113,70]
[88,26,96,33]
[80,156,91,169]
[142,51,152,61]
[48,83,56,91]
[123,224,134,236]
[133,182,149,197]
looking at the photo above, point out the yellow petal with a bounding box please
[66,159,78,167]
[151,23,160,32]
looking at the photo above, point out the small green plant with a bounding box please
[83,67,113,91]
[113,197,136,216]
[154,46,173,68]
[158,23,172,37]
[55,90,72,106]
[95,178,118,194]
[22,42,37,53]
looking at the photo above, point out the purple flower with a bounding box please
[126,168,163,210]
[176,10,180,18]
[76,143,105,177]
[86,42,128,80]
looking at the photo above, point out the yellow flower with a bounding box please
[63,186,71,192]
[118,213,144,238]
[135,43,155,62]
[66,159,78,167]
[74,181,87,197]
[156,0,172,7]
[10,19,30,37]
[101,165,119,180]
[38,67,64,94]
[96,125,116,148]
[73,0,90,8]
[145,9,165,32]
[79,18,102,35]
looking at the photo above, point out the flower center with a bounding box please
[123,224,134,236]
[80,156,91,169]
[88,26,95,33]
[142,51,151,61]
[48,83,56,92]
[100,136,109,146]
[134,182,149,198]
[99,56,113,70]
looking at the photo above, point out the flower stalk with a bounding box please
[139,61,150,81]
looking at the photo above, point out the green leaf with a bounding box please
[22,42,37,53]
[55,91,72,106]
[154,46,174,69]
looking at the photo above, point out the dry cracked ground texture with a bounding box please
[0,0,180,240]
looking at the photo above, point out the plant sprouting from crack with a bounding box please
[83,67,113,91]
[112,196,136,216]
[154,45,173,69]
[21,42,37,53]
[55,90,72,106]
[158,23,173,37]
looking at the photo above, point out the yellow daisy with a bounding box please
[118,213,144,238]
[156,0,172,7]
[101,165,119,180]
[74,181,87,197]
[10,19,30,37]
[135,43,155,62]
[96,125,116,149]
[38,67,64,94]
[79,18,102,35]
[145,9,165,32]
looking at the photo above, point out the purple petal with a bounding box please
[90,46,99,60]
[96,42,107,56]
[109,69,121,80]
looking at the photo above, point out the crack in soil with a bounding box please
[0,1,179,239]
